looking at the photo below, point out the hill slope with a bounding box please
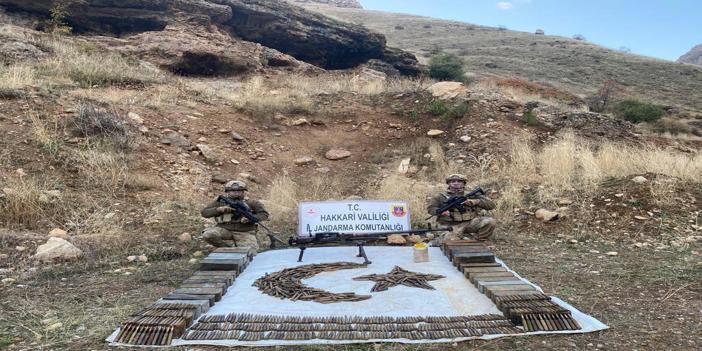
[302,5,702,113]
[678,44,702,66]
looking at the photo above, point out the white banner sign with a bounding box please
[298,200,411,236]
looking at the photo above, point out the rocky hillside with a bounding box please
[302,5,702,113]
[678,44,702,66]
[288,0,362,8]
[0,0,419,74]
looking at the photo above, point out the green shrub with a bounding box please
[408,109,419,121]
[613,100,664,123]
[427,100,448,116]
[428,53,466,82]
[445,101,469,120]
[522,111,541,126]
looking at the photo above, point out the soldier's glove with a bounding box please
[463,199,481,207]
[240,217,251,224]
[217,206,233,214]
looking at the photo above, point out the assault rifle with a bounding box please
[216,196,287,249]
[425,187,486,221]
[288,225,452,264]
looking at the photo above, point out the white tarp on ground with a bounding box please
[108,247,608,347]
[172,247,607,346]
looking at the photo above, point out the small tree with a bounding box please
[573,34,586,41]
[47,0,85,34]
[613,100,665,123]
[587,79,624,112]
[428,53,466,82]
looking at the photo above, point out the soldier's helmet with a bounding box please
[224,180,247,191]
[445,174,467,183]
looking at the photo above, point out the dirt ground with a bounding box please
[1,199,700,351]
[1,61,700,351]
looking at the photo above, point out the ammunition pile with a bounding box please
[114,248,252,346]
[182,313,521,341]
[494,293,580,332]
[114,303,202,346]
[352,266,445,292]
[442,240,581,332]
[253,262,371,303]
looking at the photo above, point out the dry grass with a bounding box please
[264,174,345,233]
[68,147,129,196]
[70,103,136,150]
[492,131,702,211]
[28,111,63,158]
[39,39,164,87]
[372,174,439,227]
[68,79,200,112]
[1,25,164,89]
[277,74,427,96]
[387,131,702,220]
[0,177,65,229]
[227,76,314,119]
[0,64,35,94]
[192,74,428,120]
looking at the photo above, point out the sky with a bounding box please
[358,0,701,61]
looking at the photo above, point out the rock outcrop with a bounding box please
[0,0,420,74]
[92,24,264,76]
[288,0,363,8]
[678,44,702,66]
[1,0,171,35]
[221,0,385,69]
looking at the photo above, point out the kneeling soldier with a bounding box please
[427,174,497,242]
[201,180,269,251]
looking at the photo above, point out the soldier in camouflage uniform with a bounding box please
[201,180,269,251]
[426,174,496,242]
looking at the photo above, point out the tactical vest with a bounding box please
[439,192,478,222]
[213,199,257,232]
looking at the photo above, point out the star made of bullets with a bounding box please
[353,266,445,292]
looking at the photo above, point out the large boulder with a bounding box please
[381,47,423,77]
[33,237,83,263]
[429,82,469,100]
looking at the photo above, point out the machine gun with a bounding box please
[425,187,486,221]
[288,225,452,264]
[216,196,287,249]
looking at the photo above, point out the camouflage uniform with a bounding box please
[427,186,497,242]
[200,182,269,251]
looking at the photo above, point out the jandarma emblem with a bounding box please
[391,205,406,217]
